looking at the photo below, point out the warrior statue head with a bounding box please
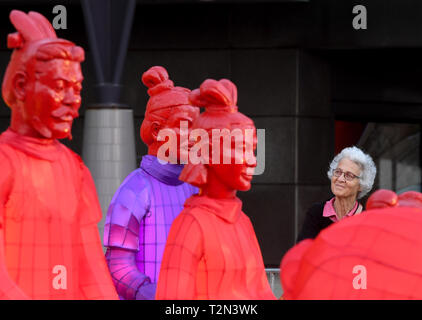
[179,78,257,197]
[2,10,84,140]
[141,66,199,164]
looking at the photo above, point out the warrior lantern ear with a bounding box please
[12,71,27,101]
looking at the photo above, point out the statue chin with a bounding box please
[31,117,72,140]
[31,118,52,139]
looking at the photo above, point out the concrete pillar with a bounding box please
[82,108,136,246]
[81,0,136,245]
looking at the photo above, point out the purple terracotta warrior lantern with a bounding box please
[103,66,199,299]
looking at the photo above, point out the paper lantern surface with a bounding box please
[281,206,422,299]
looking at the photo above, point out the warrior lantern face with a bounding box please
[21,57,83,139]
[207,127,257,192]
[179,78,259,194]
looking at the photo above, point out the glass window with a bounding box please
[357,123,421,194]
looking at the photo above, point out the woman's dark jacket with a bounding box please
[296,201,334,243]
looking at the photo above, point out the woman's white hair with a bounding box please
[327,146,377,199]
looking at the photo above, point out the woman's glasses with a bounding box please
[333,168,361,181]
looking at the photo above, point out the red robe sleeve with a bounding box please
[155,212,203,299]
[77,162,118,300]
[0,149,29,299]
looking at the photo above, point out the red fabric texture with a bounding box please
[0,129,118,299]
[281,206,422,299]
[156,195,275,300]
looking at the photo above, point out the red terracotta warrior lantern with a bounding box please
[0,10,117,299]
[103,66,199,300]
[155,79,275,300]
[366,189,422,210]
[281,189,422,299]
[366,189,399,210]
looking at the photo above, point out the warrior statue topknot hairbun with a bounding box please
[141,66,175,97]
[189,79,238,113]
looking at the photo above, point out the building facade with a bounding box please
[0,1,420,279]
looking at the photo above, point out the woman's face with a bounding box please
[331,158,362,200]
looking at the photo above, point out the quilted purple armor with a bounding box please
[103,155,198,299]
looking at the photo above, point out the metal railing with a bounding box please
[265,268,283,299]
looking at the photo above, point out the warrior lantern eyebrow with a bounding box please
[54,76,83,83]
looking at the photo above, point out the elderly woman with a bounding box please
[297,146,376,242]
